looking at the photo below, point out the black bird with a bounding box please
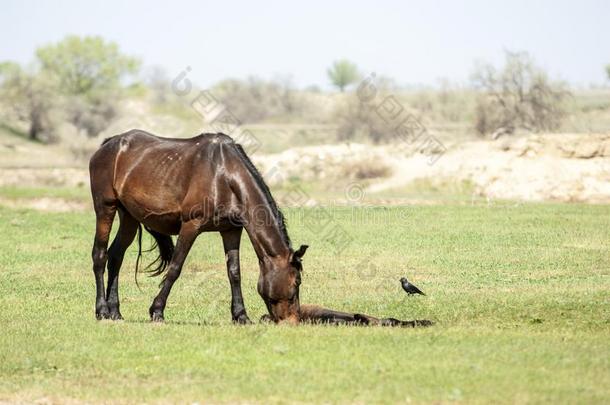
[400,277,425,295]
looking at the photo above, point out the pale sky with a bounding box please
[1,0,609,89]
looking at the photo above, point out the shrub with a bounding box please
[335,95,392,143]
[212,77,304,123]
[472,51,569,137]
[66,95,117,137]
[0,62,55,141]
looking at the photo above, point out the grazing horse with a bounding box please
[89,129,308,324]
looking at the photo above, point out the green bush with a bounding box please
[0,35,140,141]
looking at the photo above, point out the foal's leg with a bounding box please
[149,222,198,322]
[221,228,251,324]
[105,210,138,320]
[92,204,116,320]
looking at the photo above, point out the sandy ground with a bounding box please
[256,133,610,203]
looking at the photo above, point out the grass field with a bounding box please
[0,201,609,403]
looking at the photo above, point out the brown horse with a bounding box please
[89,129,307,324]
[289,305,432,327]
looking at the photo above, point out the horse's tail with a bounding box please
[134,224,175,287]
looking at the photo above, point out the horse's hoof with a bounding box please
[402,319,433,327]
[233,314,253,325]
[96,307,110,320]
[109,311,124,321]
[415,319,434,327]
[150,312,165,323]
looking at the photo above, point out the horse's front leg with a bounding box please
[221,228,252,324]
[149,222,198,322]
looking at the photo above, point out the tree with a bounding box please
[0,62,53,141]
[0,36,140,141]
[36,35,139,97]
[472,51,569,138]
[36,36,140,136]
[327,59,360,92]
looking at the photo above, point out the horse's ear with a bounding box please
[291,244,309,264]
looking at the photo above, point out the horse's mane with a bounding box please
[231,142,292,248]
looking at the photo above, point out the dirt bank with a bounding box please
[255,133,610,203]
[1,133,608,204]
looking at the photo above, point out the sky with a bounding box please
[1,0,609,89]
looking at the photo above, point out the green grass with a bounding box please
[0,122,30,141]
[0,203,609,403]
[0,185,90,201]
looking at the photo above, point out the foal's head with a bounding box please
[258,245,308,324]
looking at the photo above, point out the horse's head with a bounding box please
[257,244,308,324]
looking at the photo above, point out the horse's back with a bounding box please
[95,129,191,156]
[89,130,235,233]
[90,129,224,180]
[90,129,159,170]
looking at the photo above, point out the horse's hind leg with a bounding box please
[92,203,117,320]
[105,209,138,320]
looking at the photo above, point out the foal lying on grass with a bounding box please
[261,304,433,327]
